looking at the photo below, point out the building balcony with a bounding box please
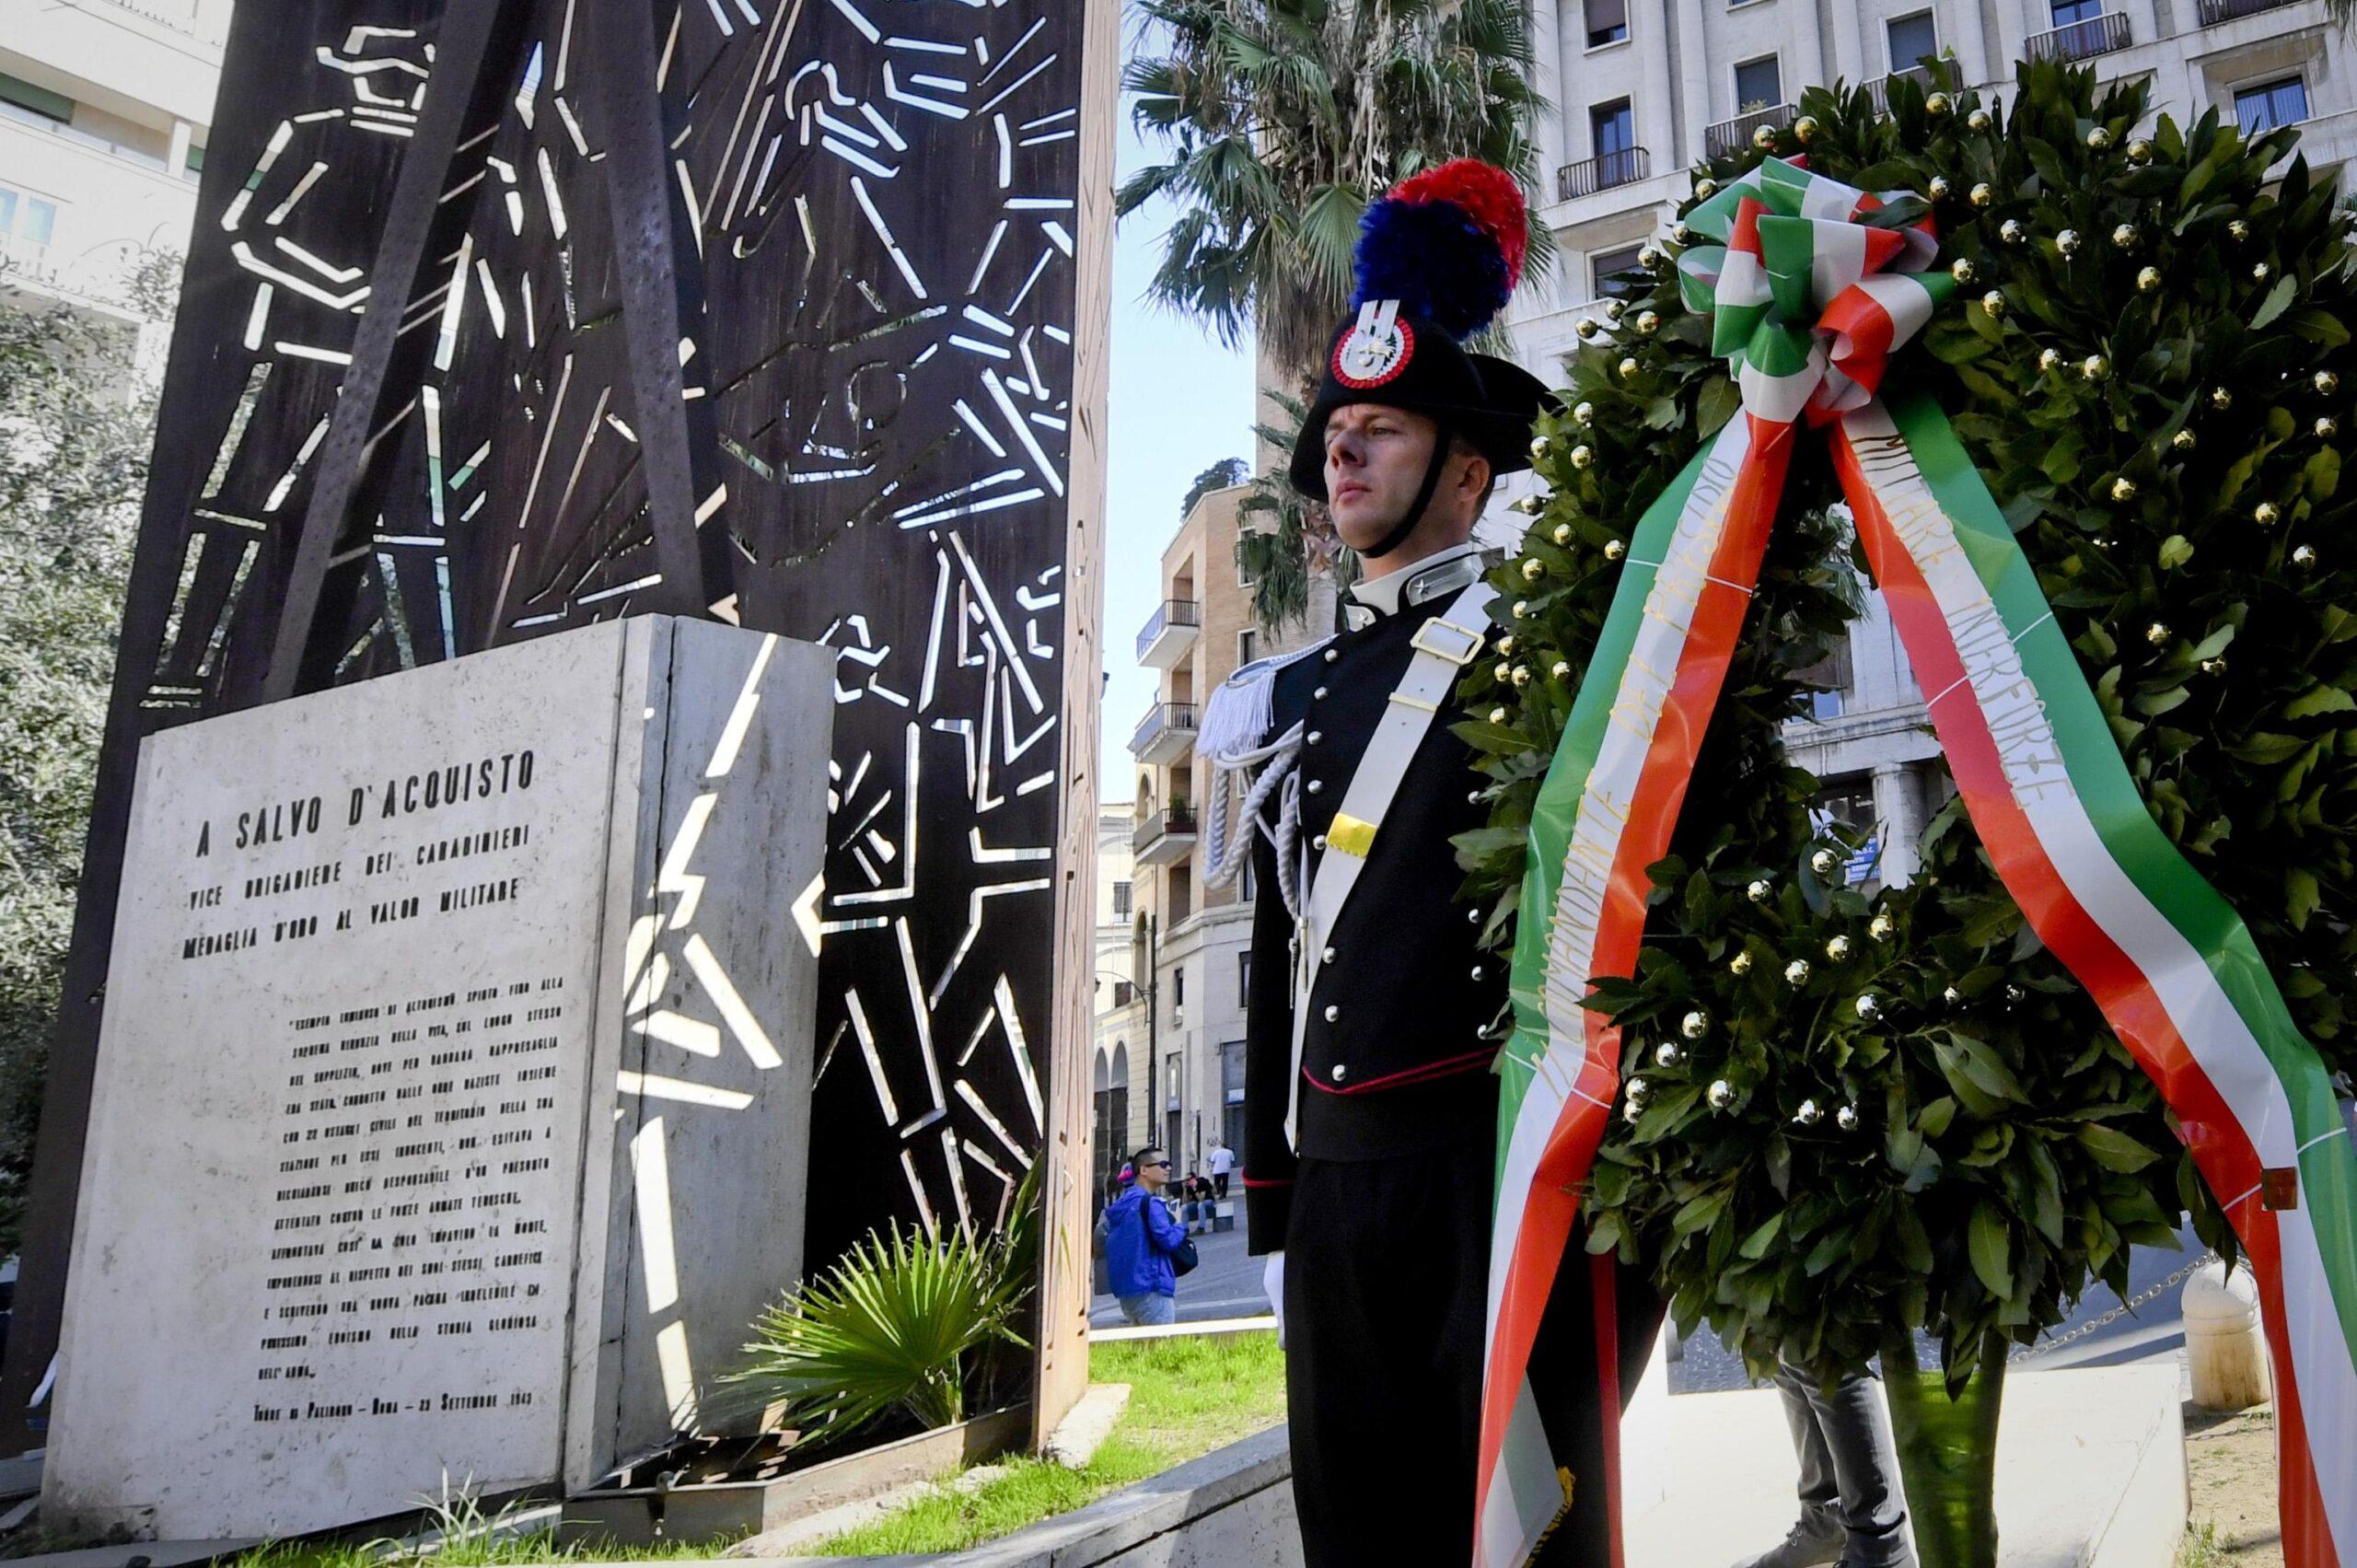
[1136,598,1202,669]
[2025,10,2131,64]
[1130,701,1199,764]
[2195,0,2299,21]
[1556,146,1651,203]
[1705,104,1796,160]
[1133,807,1198,866]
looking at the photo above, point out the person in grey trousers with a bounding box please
[1734,1358,1916,1568]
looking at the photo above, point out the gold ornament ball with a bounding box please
[1854,994,1882,1021]
[1573,401,1596,426]
[2088,125,2113,150]
[1696,177,1719,198]
[2317,371,2341,395]
[1496,634,1515,656]
[1604,298,1627,322]
[1604,539,1628,561]
[1511,494,1539,515]
[2057,228,2082,256]
[1970,182,1994,208]
[2172,428,2197,451]
[1836,1103,1864,1132]
[2320,417,2340,439]
[2254,261,2272,282]
[1753,123,1779,150]
[1512,599,1530,619]
[2001,219,2026,244]
[1520,557,1545,581]
[2039,347,2063,372]
[1707,1079,1736,1109]
[2082,354,2109,380]
[1794,115,1820,143]
[1981,289,2006,318]
[2128,137,2154,163]
[1826,935,1852,960]
[1784,959,1812,985]
[1730,950,1756,974]
[1638,245,1663,270]
[1572,444,1596,469]
[1680,1010,1712,1040]
[2229,219,2251,242]
[1552,522,1573,546]
[1869,912,1897,941]
[2201,656,2228,676]
[1810,847,1840,877]
[2255,501,2281,526]
[2110,477,2137,503]
[1493,660,1514,685]
[1746,879,1772,903]
[1620,1099,1643,1125]
[1944,985,1965,1005]
[1529,435,1550,459]
[1575,317,1600,340]
[1656,1040,1686,1068]
[1968,108,1992,133]
[2294,544,2318,569]
[1926,91,1953,116]
[1950,258,1977,285]
[1672,223,1693,245]
[2145,621,2171,646]
[1634,310,1661,335]
[1511,664,1533,686]
[2137,266,2162,292]
[2112,223,2139,250]
[1928,176,1953,202]
[2212,387,2235,411]
[1489,705,1509,724]
[1551,660,1572,679]
[1620,356,1643,380]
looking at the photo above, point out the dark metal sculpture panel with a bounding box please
[4,0,1095,1446]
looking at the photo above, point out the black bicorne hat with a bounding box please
[1287,159,1553,504]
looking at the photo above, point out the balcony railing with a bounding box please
[2196,0,2297,23]
[2025,10,2131,63]
[1135,598,1202,665]
[1557,146,1652,202]
[1864,67,1935,113]
[1132,807,1199,855]
[1130,701,1199,758]
[1704,103,1795,159]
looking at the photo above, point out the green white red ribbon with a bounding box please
[1480,157,2357,1568]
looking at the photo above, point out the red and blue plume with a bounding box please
[1349,159,1527,342]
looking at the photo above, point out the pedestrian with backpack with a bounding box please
[1100,1145,1195,1326]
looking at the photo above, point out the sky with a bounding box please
[1095,110,1259,801]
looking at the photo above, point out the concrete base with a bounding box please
[1632,1365,2186,1568]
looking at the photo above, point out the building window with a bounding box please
[1585,0,1629,47]
[1221,1040,1247,1101]
[2235,75,2309,134]
[2050,0,2102,23]
[1237,628,1258,667]
[1591,242,1646,301]
[1735,55,1783,112]
[1887,11,1937,73]
[0,73,74,125]
[1173,967,1185,1009]
[1590,99,1634,160]
[1237,951,1252,1006]
[1112,879,1132,917]
[0,186,57,251]
[1794,635,1853,721]
[1238,853,1256,902]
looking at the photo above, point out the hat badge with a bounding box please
[1333,298,1413,389]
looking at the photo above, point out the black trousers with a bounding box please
[1282,1134,1662,1567]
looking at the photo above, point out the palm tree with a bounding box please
[1119,0,1549,630]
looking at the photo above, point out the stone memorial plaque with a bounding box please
[45,617,830,1540]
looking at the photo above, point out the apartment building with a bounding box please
[1124,482,1320,1184]
[1506,0,2351,880]
[1,0,229,366]
[1091,801,1148,1196]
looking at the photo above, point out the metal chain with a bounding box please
[2014,1249,2219,1361]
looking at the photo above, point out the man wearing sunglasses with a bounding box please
[1101,1147,1187,1327]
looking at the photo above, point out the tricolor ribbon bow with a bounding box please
[1475,156,2357,1568]
[1677,156,1950,425]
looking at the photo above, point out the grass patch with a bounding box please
[807,1329,1285,1556]
[226,1532,737,1568]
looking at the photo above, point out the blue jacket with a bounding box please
[1103,1187,1187,1298]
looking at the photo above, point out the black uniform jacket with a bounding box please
[1241,586,1510,1254]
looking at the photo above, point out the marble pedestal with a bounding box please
[44,617,831,1540]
